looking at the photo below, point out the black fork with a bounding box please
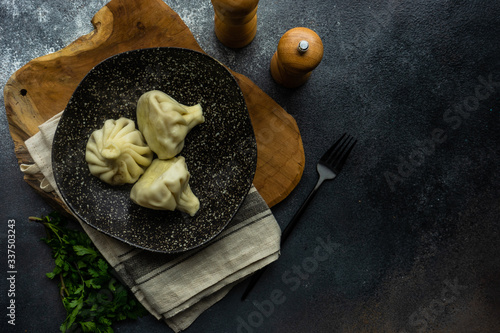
[241,133,357,300]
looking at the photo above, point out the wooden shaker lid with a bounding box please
[271,27,324,88]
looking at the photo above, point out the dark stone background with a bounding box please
[1,0,499,332]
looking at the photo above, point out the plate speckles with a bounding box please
[52,47,257,253]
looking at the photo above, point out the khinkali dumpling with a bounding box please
[136,90,205,159]
[130,156,200,216]
[86,118,153,185]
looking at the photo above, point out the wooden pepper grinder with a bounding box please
[211,0,259,48]
[270,27,324,88]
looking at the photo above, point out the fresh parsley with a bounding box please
[31,212,148,332]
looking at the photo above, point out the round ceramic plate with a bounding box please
[52,47,257,253]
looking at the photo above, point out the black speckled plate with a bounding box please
[52,47,257,253]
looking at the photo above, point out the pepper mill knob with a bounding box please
[270,27,324,88]
[211,0,259,48]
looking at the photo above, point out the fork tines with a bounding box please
[321,133,357,172]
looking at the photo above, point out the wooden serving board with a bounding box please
[4,0,304,210]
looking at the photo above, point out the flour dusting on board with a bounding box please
[0,1,107,89]
[1,0,24,17]
[0,0,108,154]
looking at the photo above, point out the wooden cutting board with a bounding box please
[4,0,304,210]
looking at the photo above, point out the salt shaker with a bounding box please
[270,27,324,88]
[211,0,259,48]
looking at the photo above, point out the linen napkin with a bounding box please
[21,111,281,332]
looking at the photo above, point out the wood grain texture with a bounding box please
[211,0,259,48]
[270,27,324,88]
[4,0,304,210]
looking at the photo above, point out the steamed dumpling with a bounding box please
[136,90,205,159]
[86,118,153,185]
[130,156,200,216]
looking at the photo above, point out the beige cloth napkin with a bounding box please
[21,112,281,332]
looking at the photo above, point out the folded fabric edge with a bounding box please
[165,283,235,333]
[162,250,280,319]
[165,251,279,332]
[20,163,55,192]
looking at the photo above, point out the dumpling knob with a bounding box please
[136,90,204,160]
[101,143,121,160]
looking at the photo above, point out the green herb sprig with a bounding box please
[31,212,148,332]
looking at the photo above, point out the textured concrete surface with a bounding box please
[1,0,499,332]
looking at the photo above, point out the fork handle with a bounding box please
[241,175,326,300]
[280,175,325,245]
